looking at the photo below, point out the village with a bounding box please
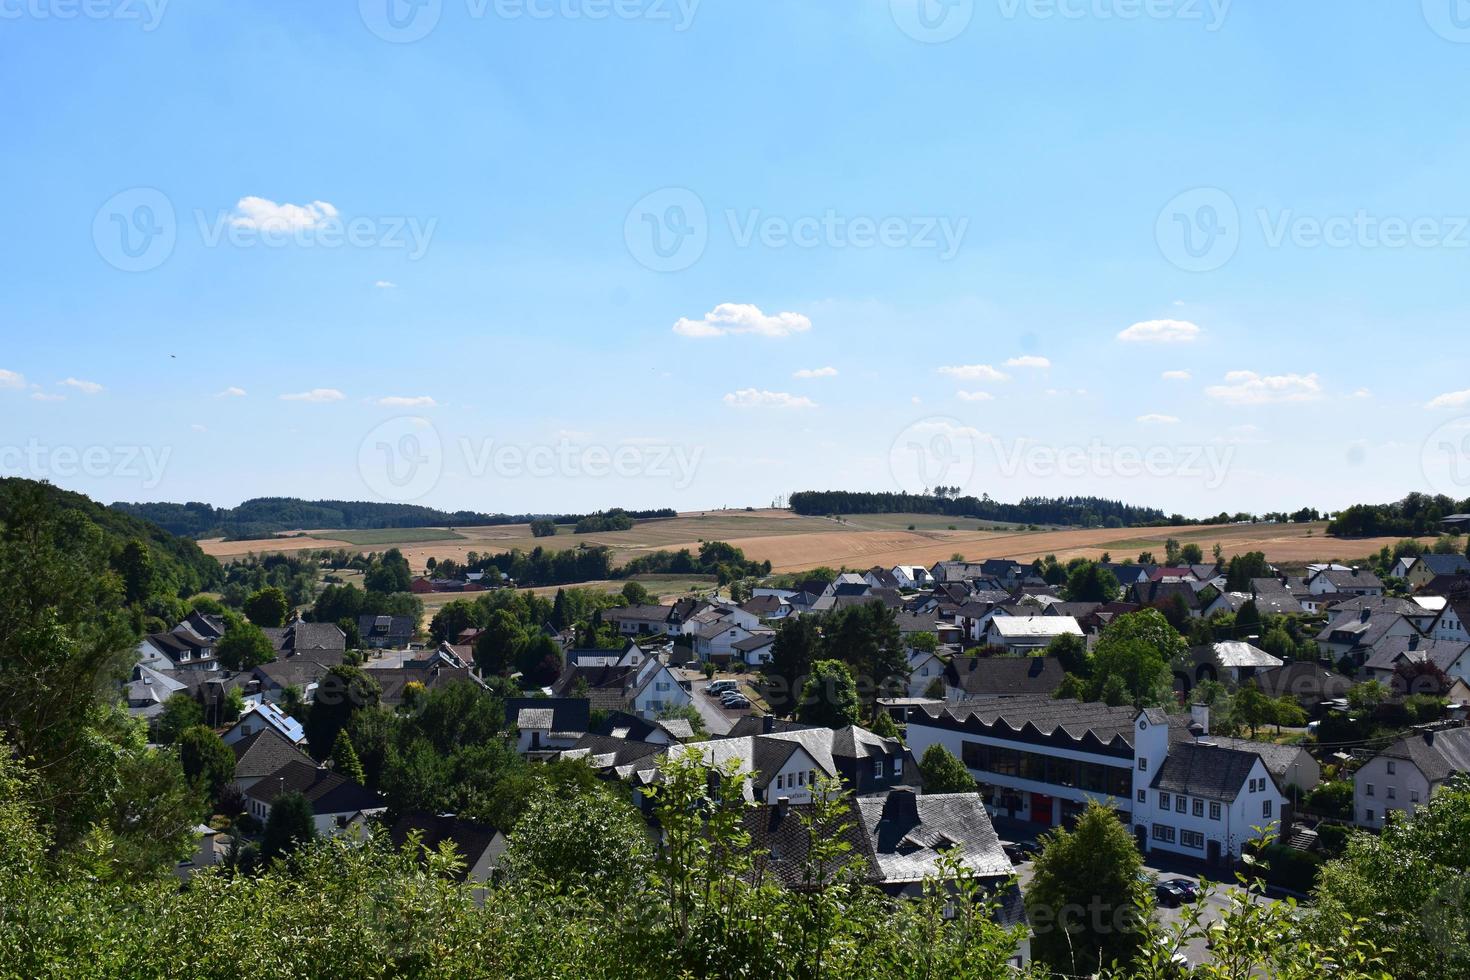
[122,513,1470,973]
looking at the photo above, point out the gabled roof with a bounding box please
[231,726,316,780]
[988,615,1083,639]
[914,696,1185,755]
[854,790,1012,885]
[389,813,502,881]
[243,760,382,815]
[1311,568,1385,591]
[944,655,1065,698]
[1192,641,1282,671]
[1373,727,1470,785]
[504,696,590,735]
[1149,741,1263,802]
[1200,737,1312,784]
[1365,635,1470,675]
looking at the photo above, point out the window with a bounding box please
[873,758,883,779]
[1387,787,1396,800]
[777,774,785,790]
[1366,783,1376,797]
[1138,758,1148,772]
[1209,802,1221,821]
[1152,824,1176,843]
[1175,796,1187,814]
[1386,761,1396,775]
[1180,830,1205,849]
[1365,808,1375,823]
[1193,799,1204,818]
[1159,792,1170,809]
[809,770,817,786]
[894,757,903,776]
[1137,790,1147,804]
[796,771,805,786]
[1411,790,1420,803]
[1263,800,1273,819]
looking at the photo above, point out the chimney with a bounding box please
[1190,703,1211,736]
[1424,730,1435,747]
[762,715,776,734]
[881,788,920,827]
[1410,634,1421,651]
[777,796,790,819]
[1361,608,1372,624]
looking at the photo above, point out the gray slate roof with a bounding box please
[1149,741,1261,802]
[854,790,1013,885]
[1376,727,1470,785]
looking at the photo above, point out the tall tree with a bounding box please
[1025,801,1150,975]
[306,666,381,759]
[215,617,276,671]
[917,744,975,794]
[330,729,366,785]
[261,790,316,862]
[767,615,822,715]
[822,601,906,706]
[178,724,236,804]
[244,586,290,628]
[1063,561,1121,603]
[797,660,862,729]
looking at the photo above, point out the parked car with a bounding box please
[707,680,738,694]
[1002,841,1039,864]
[1163,878,1200,903]
[721,694,751,709]
[1153,880,1187,908]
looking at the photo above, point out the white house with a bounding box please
[221,701,306,748]
[1130,722,1284,864]
[1431,597,1470,644]
[1353,727,1470,829]
[241,760,386,837]
[1307,567,1385,597]
[906,647,948,698]
[627,657,690,718]
[985,615,1083,653]
[892,565,934,590]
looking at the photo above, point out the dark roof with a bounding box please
[1202,737,1313,784]
[1375,727,1470,784]
[1414,555,1470,578]
[357,614,416,641]
[1313,568,1385,591]
[504,696,590,734]
[725,716,818,738]
[741,800,871,889]
[389,813,502,881]
[562,733,668,771]
[231,727,316,780]
[370,663,480,707]
[914,696,1182,756]
[608,604,675,624]
[243,760,382,815]
[254,654,343,692]
[944,656,1065,698]
[1149,742,1261,802]
[262,623,347,656]
[1252,662,1351,703]
[552,664,639,712]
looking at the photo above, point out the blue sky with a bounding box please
[4,0,1470,516]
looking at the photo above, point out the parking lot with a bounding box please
[997,826,1281,970]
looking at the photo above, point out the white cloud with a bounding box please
[1352,388,1373,399]
[722,388,817,410]
[31,392,64,402]
[229,197,339,232]
[956,390,994,402]
[377,395,437,408]
[60,378,103,395]
[793,366,838,379]
[1161,370,1192,381]
[1137,413,1181,424]
[1205,371,1323,405]
[216,386,247,398]
[1427,389,1470,410]
[1004,355,1051,369]
[191,424,208,433]
[673,303,812,339]
[375,280,397,289]
[937,364,1009,382]
[281,388,346,403]
[0,369,24,390]
[1117,319,1202,344]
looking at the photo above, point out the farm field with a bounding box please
[200,509,1431,574]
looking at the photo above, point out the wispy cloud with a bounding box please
[1427,389,1470,410]
[374,280,396,289]
[0,369,24,390]
[216,386,247,398]
[793,366,838,379]
[230,197,338,232]
[60,378,103,395]
[937,364,1009,382]
[281,388,346,403]
[1206,371,1323,405]
[956,390,994,402]
[674,303,812,339]
[377,395,437,408]
[1161,370,1192,381]
[723,389,817,410]
[1137,413,1180,424]
[1004,355,1051,369]
[1118,319,1202,344]
[31,392,65,402]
